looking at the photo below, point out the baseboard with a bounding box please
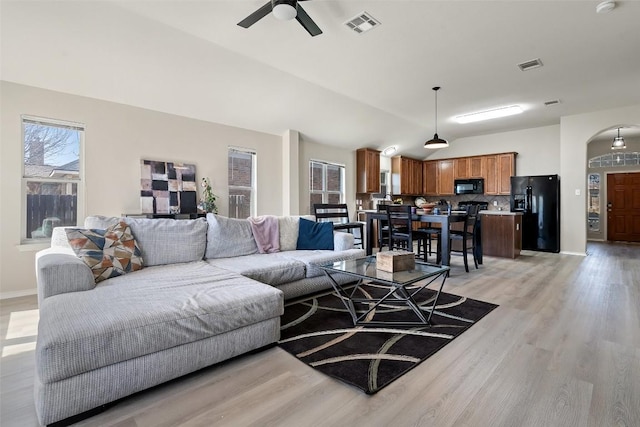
[0,288,37,300]
[560,251,587,257]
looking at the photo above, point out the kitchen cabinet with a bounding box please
[356,148,380,193]
[480,212,522,258]
[498,152,516,195]
[423,160,438,195]
[391,156,423,195]
[484,155,498,194]
[454,158,470,179]
[469,156,485,178]
[437,159,454,195]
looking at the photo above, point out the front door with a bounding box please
[607,172,640,242]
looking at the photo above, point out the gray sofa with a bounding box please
[34,214,363,425]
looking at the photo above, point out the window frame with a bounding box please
[21,115,85,244]
[309,159,346,212]
[227,146,257,218]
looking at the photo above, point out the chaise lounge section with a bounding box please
[34,214,363,425]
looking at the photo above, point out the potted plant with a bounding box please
[199,177,218,214]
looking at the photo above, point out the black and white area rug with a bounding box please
[279,283,498,394]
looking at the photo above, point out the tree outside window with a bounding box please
[22,116,83,241]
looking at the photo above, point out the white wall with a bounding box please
[424,124,561,177]
[298,139,356,217]
[0,82,283,298]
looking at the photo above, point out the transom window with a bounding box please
[589,152,639,168]
[309,160,345,213]
[228,147,256,219]
[22,116,84,242]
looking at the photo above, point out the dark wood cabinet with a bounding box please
[356,148,380,193]
[481,213,522,258]
[392,156,423,195]
[423,160,438,195]
[437,159,454,195]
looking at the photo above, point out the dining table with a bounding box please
[363,211,483,267]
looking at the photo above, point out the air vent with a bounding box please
[544,99,561,106]
[517,58,544,71]
[344,12,380,34]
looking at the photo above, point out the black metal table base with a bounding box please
[322,269,448,327]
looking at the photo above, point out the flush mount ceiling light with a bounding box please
[455,105,523,124]
[382,146,397,156]
[611,127,626,150]
[272,1,297,20]
[424,87,449,149]
[344,12,381,34]
[596,0,616,13]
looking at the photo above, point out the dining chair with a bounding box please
[449,204,480,272]
[376,204,390,250]
[313,203,363,248]
[386,205,429,261]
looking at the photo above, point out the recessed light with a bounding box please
[455,105,524,124]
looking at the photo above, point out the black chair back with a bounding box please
[386,205,413,250]
[313,203,350,223]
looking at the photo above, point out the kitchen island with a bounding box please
[479,211,523,258]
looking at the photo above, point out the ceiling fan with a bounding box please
[238,0,322,37]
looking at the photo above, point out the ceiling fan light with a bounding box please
[273,3,297,20]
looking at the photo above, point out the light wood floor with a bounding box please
[1,242,639,427]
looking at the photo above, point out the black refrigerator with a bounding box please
[510,174,560,253]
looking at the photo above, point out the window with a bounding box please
[309,160,345,212]
[588,173,600,232]
[589,152,639,168]
[228,147,256,218]
[22,116,84,242]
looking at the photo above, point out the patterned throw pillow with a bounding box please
[66,221,144,283]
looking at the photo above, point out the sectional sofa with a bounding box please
[34,214,364,425]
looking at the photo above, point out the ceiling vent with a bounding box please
[517,58,544,71]
[344,12,380,34]
[544,99,561,106]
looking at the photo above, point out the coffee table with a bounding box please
[318,256,450,327]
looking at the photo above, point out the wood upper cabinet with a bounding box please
[437,159,454,195]
[423,160,438,196]
[356,148,380,193]
[484,155,498,194]
[498,153,516,195]
[469,156,485,178]
[391,156,423,195]
[454,158,470,179]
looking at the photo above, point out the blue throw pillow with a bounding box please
[297,218,334,250]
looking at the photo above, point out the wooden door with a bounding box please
[607,172,640,242]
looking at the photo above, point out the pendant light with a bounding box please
[424,86,449,149]
[611,127,626,150]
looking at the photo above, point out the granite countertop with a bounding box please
[479,210,523,216]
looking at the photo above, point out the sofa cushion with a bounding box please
[205,214,258,259]
[36,261,283,383]
[124,217,207,266]
[278,215,315,251]
[297,218,334,250]
[281,249,366,278]
[84,215,121,229]
[65,221,144,283]
[207,253,306,286]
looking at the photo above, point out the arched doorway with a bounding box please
[586,125,640,243]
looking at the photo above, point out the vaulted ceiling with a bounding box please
[2,0,639,158]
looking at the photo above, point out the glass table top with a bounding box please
[320,256,449,286]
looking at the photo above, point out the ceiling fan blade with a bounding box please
[237,1,273,29]
[295,4,322,36]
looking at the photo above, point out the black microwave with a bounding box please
[454,178,484,195]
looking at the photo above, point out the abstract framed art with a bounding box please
[140,160,197,214]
